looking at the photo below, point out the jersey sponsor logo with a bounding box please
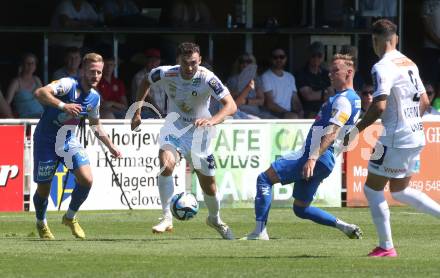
[0,165,19,187]
[192,77,201,87]
[384,167,406,174]
[403,106,420,118]
[337,111,349,124]
[165,72,178,77]
[392,57,415,67]
[37,161,57,181]
[331,108,338,118]
[208,77,224,95]
[206,154,216,170]
[50,80,64,95]
[151,70,161,82]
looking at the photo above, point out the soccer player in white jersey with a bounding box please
[131,42,237,239]
[345,19,440,257]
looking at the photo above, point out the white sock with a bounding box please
[204,192,220,222]
[255,221,266,234]
[392,187,440,218]
[65,208,76,219]
[36,219,47,226]
[364,185,394,250]
[158,175,174,218]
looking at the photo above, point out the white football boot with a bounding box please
[239,229,269,241]
[341,224,363,239]
[152,215,173,233]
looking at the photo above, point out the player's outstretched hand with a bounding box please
[110,146,122,158]
[194,118,214,127]
[302,159,316,181]
[63,103,83,117]
[131,113,141,131]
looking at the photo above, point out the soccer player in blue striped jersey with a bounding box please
[32,53,121,239]
[242,54,363,241]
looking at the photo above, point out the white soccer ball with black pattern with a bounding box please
[170,192,199,221]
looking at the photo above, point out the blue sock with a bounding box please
[255,172,273,223]
[68,184,91,212]
[33,191,48,221]
[293,205,337,227]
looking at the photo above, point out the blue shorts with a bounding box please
[271,151,332,203]
[33,138,90,183]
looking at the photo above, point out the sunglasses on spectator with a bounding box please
[272,54,286,60]
[362,90,373,96]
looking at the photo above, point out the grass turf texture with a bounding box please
[1,207,439,278]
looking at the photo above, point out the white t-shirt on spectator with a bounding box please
[261,69,297,112]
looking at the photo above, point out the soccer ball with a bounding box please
[170,192,199,221]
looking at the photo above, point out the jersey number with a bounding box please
[408,70,420,101]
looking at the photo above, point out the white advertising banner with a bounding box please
[30,121,186,211]
[29,120,342,210]
[193,121,342,208]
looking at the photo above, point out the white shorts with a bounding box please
[368,144,423,178]
[158,121,216,176]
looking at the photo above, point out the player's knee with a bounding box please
[257,172,271,187]
[160,165,174,176]
[293,205,308,219]
[77,175,93,187]
[36,184,51,198]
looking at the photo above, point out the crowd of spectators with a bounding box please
[0,0,439,120]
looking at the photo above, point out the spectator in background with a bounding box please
[102,0,140,26]
[359,0,397,27]
[162,0,212,27]
[226,53,267,119]
[131,48,167,117]
[52,47,82,80]
[0,88,13,118]
[49,0,100,66]
[340,45,364,92]
[97,56,127,119]
[423,82,440,117]
[261,48,303,119]
[358,82,373,117]
[421,0,440,84]
[296,41,333,119]
[6,53,43,118]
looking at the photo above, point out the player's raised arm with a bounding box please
[131,76,152,131]
[34,83,82,117]
[207,94,237,126]
[303,123,342,180]
[354,95,387,133]
[89,117,121,158]
[419,90,430,116]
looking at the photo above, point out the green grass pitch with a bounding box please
[1,207,439,277]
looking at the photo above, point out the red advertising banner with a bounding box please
[0,125,25,211]
[346,121,440,207]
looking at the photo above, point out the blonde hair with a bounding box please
[82,53,103,67]
[332,54,354,69]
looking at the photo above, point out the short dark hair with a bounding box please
[177,42,200,57]
[372,19,397,39]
